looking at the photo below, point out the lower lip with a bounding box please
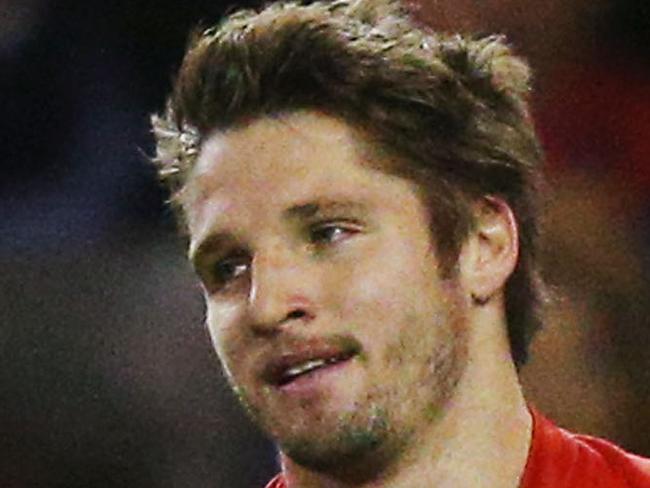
[278,358,354,394]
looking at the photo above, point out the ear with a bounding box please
[458,196,519,305]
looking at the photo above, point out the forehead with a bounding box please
[182,111,410,234]
[190,111,384,194]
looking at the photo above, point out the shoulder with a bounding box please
[574,433,650,487]
[521,406,650,488]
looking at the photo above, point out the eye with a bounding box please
[212,254,250,287]
[309,222,358,246]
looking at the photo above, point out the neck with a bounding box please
[280,303,533,487]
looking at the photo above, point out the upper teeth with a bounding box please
[284,357,340,379]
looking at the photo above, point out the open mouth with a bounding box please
[263,343,360,388]
[277,351,356,386]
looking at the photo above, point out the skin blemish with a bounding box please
[423,402,443,423]
[331,334,362,355]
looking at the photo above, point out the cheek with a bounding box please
[331,244,432,339]
[328,238,460,370]
[205,300,246,366]
[331,259,401,326]
[336,233,436,306]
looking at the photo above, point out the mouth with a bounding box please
[263,341,360,387]
[277,351,356,386]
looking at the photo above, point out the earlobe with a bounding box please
[460,196,519,304]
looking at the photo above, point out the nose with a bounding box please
[247,245,316,336]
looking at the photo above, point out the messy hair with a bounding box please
[151,0,545,368]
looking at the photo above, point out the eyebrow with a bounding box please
[282,200,369,221]
[189,199,370,266]
[188,232,233,268]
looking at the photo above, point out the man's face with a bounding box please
[185,111,470,470]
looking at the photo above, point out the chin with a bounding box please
[277,407,395,473]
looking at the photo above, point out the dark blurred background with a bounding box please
[1,0,649,486]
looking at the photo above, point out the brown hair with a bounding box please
[151,0,545,368]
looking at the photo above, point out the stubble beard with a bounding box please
[280,402,393,475]
[227,328,466,483]
[221,284,469,481]
[229,373,397,475]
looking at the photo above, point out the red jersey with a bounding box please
[520,408,650,487]
[265,408,650,487]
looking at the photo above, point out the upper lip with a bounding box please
[261,339,360,386]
